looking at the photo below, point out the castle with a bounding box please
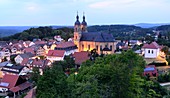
[73,13,116,54]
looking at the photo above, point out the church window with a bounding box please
[96,45,98,50]
[110,45,112,51]
[82,45,84,50]
[148,50,150,53]
[100,45,102,51]
[88,45,90,50]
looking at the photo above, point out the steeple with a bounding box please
[81,12,87,32]
[75,11,80,26]
[82,12,87,26]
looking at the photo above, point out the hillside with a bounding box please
[88,25,153,40]
[1,24,170,41]
[0,27,74,41]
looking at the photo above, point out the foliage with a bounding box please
[158,73,170,83]
[36,50,168,98]
[10,54,17,64]
[30,67,40,84]
[36,64,69,98]
[87,25,153,40]
[0,27,74,41]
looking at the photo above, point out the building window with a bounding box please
[110,45,112,51]
[100,45,102,51]
[152,50,154,54]
[105,44,108,48]
[96,45,98,50]
[82,45,84,50]
[148,50,150,53]
[76,36,77,39]
[88,45,90,50]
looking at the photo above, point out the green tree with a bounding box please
[30,67,40,84]
[36,65,69,98]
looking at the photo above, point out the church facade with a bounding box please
[73,13,116,54]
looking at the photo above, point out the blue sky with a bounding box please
[0,0,170,26]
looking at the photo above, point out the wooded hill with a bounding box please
[1,24,170,41]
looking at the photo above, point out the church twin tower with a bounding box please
[74,12,87,33]
[74,12,87,51]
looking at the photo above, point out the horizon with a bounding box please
[1,0,170,26]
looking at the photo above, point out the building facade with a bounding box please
[73,13,116,54]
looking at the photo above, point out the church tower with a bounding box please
[74,12,81,51]
[81,12,87,32]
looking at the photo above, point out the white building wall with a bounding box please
[144,48,159,58]
[0,87,8,92]
[15,56,23,64]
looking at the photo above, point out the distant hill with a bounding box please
[134,23,170,28]
[0,26,38,37]
[156,25,170,31]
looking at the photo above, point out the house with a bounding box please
[34,45,46,56]
[46,50,66,62]
[23,41,35,47]
[1,64,30,76]
[142,42,163,58]
[55,41,77,55]
[14,53,34,64]
[143,65,158,77]
[27,58,52,75]
[0,74,32,97]
[0,48,10,58]
[73,14,116,54]
[54,35,63,42]
[23,47,35,55]
[129,40,142,46]
[72,51,90,65]
[0,41,8,48]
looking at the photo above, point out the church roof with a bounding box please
[80,32,115,42]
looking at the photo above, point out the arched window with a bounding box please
[152,50,154,54]
[88,45,90,50]
[148,50,150,53]
[110,45,112,51]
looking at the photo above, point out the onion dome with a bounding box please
[82,15,87,26]
[75,14,80,25]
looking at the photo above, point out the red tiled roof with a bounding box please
[10,81,32,93]
[21,58,29,66]
[34,41,46,45]
[56,42,76,48]
[24,47,35,54]
[142,42,160,49]
[72,51,90,65]
[47,50,65,57]
[0,74,19,88]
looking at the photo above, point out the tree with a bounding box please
[36,65,69,98]
[36,50,168,98]
[30,67,40,84]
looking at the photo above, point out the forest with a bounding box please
[33,50,168,98]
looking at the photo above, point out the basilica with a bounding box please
[73,13,116,54]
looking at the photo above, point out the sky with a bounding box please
[0,0,170,26]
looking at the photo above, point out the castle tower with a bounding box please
[81,12,87,32]
[74,12,81,51]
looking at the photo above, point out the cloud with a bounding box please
[89,0,136,9]
[88,0,170,9]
